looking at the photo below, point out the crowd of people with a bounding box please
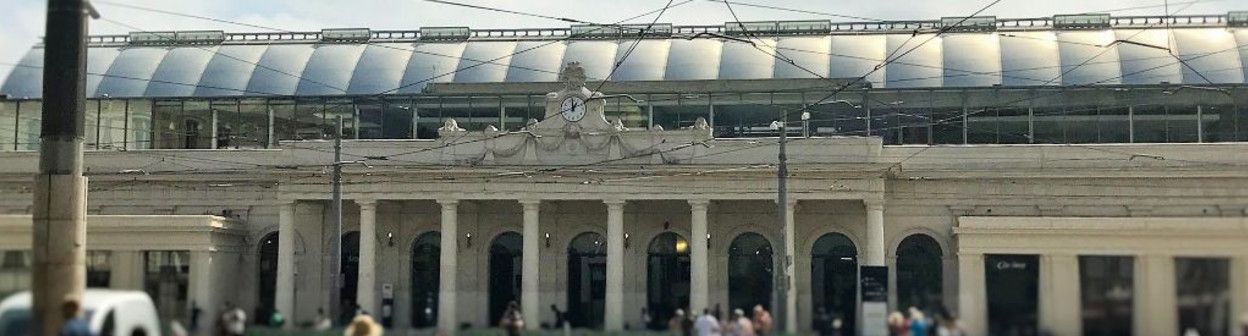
[887,307,964,336]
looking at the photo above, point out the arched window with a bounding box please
[489,232,523,324]
[728,233,773,316]
[812,233,857,335]
[567,232,607,329]
[896,234,943,313]
[256,232,280,322]
[646,232,690,329]
[410,232,440,328]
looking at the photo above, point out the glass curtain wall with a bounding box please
[0,101,16,150]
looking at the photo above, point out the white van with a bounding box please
[0,290,163,336]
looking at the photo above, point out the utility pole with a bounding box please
[33,0,97,335]
[329,116,344,323]
[774,111,790,332]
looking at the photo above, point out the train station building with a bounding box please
[3,12,1248,336]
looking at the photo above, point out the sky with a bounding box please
[0,0,1242,81]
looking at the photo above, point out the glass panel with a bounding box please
[653,94,711,131]
[985,254,1039,336]
[0,251,32,299]
[772,93,802,137]
[16,101,41,151]
[1064,90,1100,144]
[233,99,269,148]
[415,97,441,139]
[714,93,775,138]
[127,100,152,150]
[85,100,99,150]
[324,99,357,139]
[1132,89,1168,143]
[604,96,646,129]
[806,92,865,137]
[183,100,213,149]
[469,96,502,131]
[269,100,296,142]
[294,99,326,140]
[357,98,384,139]
[1031,90,1067,144]
[97,100,125,150]
[86,251,111,288]
[383,98,414,139]
[144,251,190,323]
[895,235,942,314]
[1079,256,1133,336]
[930,91,962,145]
[965,91,997,144]
[152,100,182,149]
[1175,257,1230,336]
[502,95,532,132]
[0,101,16,151]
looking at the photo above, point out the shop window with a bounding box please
[1079,256,1133,336]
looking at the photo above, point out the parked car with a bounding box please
[0,289,163,336]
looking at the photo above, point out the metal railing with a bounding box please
[80,13,1241,47]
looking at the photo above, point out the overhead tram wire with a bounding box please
[709,0,886,22]
[589,0,678,97]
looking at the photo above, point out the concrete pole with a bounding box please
[688,199,710,315]
[356,199,378,315]
[520,199,541,330]
[783,200,797,334]
[604,199,626,331]
[329,116,344,320]
[775,111,790,332]
[32,0,90,334]
[275,201,296,328]
[865,200,886,266]
[436,199,459,333]
[956,253,986,336]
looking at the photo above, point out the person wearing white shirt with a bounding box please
[694,309,722,336]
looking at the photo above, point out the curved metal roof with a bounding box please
[3,26,1246,99]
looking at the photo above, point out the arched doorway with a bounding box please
[489,232,523,324]
[567,232,607,329]
[646,232,691,330]
[812,233,857,335]
[256,232,280,324]
[728,233,773,316]
[410,232,440,329]
[340,231,361,321]
[896,234,943,313]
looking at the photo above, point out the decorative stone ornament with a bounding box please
[560,61,588,91]
[439,118,465,133]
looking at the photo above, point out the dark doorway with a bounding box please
[257,233,280,324]
[410,232,440,329]
[1176,257,1230,336]
[341,231,361,321]
[567,232,607,329]
[489,232,523,325]
[896,234,943,313]
[985,254,1040,336]
[728,233,772,316]
[646,232,690,330]
[1079,256,1133,336]
[811,233,857,335]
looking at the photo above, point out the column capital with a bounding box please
[864,198,885,209]
[603,199,627,207]
[356,198,378,208]
[518,199,542,207]
[688,199,711,208]
[436,199,459,206]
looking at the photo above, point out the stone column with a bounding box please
[520,199,542,330]
[783,199,798,334]
[865,200,886,266]
[1038,254,1081,336]
[437,199,459,333]
[957,253,987,336]
[275,201,296,328]
[1232,255,1248,336]
[188,250,217,331]
[1136,254,1176,336]
[605,199,626,331]
[689,199,710,315]
[356,199,378,315]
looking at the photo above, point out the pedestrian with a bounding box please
[223,303,247,336]
[695,309,722,336]
[669,309,686,333]
[682,309,695,336]
[189,301,202,333]
[908,307,927,336]
[812,308,829,336]
[344,314,383,336]
[642,307,652,330]
[751,305,772,336]
[269,309,286,328]
[736,309,756,336]
[498,301,524,336]
[59,297,91,336]
[935,311,964,336]
[315,308,333,331]
[887,311,908,336]
[723,309,744,336]
[829,316,845,336]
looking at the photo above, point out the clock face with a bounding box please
[560,97,587,122]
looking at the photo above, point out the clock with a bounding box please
[560,96,587,122]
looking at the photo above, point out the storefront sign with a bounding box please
[861,266,888,336]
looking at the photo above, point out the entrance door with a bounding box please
[646,232,690,330]
[811,233,858,335]
[257,233,280,323]
[489,232,523,325]
[985,254,1039,336]
[144,251,190,325]
[341,232,361,321]
[567,232,607,329]
[728,233,772,316]
[410,232,440,329]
